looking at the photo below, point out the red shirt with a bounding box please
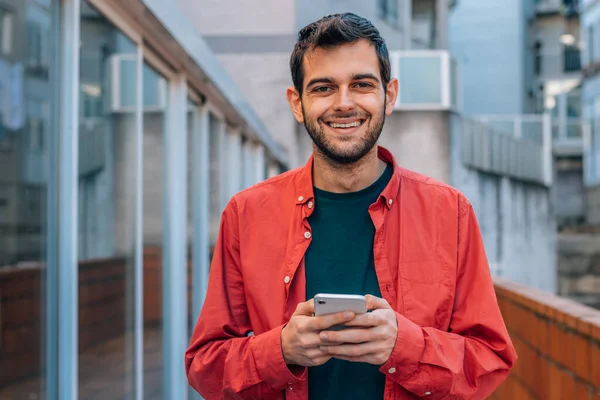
[185,147,517,399]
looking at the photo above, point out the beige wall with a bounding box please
[178,0,296,35]
[378,111,450,183]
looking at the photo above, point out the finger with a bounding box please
[297,332,327,348]
[319,327,376,344]
[309,311,355,331]
[294,299,315,316]
[304,347,329,359]
[342,310,387,327]
[320,342,381,357]
[365,295,392,310]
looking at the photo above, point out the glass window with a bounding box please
[77,2,139,398]
[411,0,436,49]
[208,113,222,246]
[0,1,58,399]
[0,6,13,56]
[377,0,399,24]
[142,60,168,400]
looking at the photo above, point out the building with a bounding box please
[450,0,589,226]
[0,0,286,399]
[580,0,600,224]
[187,0,557,292]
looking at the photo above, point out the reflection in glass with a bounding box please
[142,61,168,400]
[208,113,222,246]
[78,3,138,399]
[0,0,57,399]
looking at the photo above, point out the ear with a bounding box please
[286,86,305,124]
[384,78,399,116]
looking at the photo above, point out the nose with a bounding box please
[333,86,355,113]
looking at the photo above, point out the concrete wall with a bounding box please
[449,0,529,115]
[295,0,409,50]
[557,233,600,308]
[215,53,302,167]
[450,113,557,293]
[378,110,450,183]
[178,0,296,35]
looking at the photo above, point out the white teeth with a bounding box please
[329,121,362,128]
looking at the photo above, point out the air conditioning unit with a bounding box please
[109,54,167,113]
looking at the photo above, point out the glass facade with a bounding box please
[0,1,279,399]
[78,3,139,399]
[0,0,58,398]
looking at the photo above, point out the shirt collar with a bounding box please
[296,146,402,209]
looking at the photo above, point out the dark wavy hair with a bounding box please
[290,13,391,96]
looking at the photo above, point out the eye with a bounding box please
[313,86,331,93]
[354,82,373,88]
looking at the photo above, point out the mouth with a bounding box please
[323,119,366,134]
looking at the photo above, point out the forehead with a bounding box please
[303,40,381,83]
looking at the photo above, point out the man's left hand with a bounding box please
[319,294,398,365]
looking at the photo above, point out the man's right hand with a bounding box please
[280,299,356,367]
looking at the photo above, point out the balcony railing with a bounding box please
[389,50,458,111]
[535,48,582,77]
[461,117,551,185]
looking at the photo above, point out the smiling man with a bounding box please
[186,13,516,400]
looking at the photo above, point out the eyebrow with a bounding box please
[305,73,381,89]
[351,73,380,82]
[306,77,334,88]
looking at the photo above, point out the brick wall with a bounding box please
[491,277,600,400]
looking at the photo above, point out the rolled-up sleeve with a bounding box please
[185,198,305,399]
[379,197,517,400]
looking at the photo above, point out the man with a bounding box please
[186,13,516,400]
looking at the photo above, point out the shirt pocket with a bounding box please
[398,260,453,330]
[398,259,442,284]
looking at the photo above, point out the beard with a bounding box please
[302,96,386,165]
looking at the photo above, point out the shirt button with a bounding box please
[308,201,313,209]
[288,385,294,391]
[298,196,304,202]
[425,392,432,396]
[284,276,291,284]
[304,231,311,239]
[388,198,393,205]
[388,367,396,374]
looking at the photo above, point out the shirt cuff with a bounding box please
[379,311,425,380]
[251,324,307,390]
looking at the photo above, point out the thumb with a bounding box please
[294,299,315,316]
[365,295,392,311]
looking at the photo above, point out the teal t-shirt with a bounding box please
[305,162,393,400]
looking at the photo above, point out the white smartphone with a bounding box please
[313,293,367,317]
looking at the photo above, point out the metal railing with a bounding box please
[389,50,458,111]
[535,49,582,77]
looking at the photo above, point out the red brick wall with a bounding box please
[491,277,600,400]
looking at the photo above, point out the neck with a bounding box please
[312,146,386,193]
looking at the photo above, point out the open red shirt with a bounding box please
[185,147,517,399]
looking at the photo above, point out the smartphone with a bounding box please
[313,293,367,317]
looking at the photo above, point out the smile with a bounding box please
[326,120,365,129]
